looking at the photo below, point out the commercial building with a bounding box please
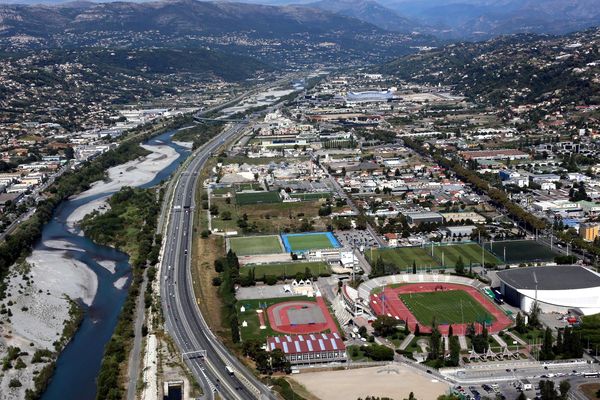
[266,333,346,365]
[403,211,444,225]
[459,149,530,161]
[497,266,600,315]
[580,223,600,242]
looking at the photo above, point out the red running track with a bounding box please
[266,296,339,335]
[370,283,512,335]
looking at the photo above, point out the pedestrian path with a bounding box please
[458,335,468,350]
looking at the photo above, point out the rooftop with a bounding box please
[497,266,600,291]
[266,332,345,355]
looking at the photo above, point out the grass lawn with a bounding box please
[236,191,281,205]
[483,240,558,264]
[347,345,371,361]
[432,243,502,267]
[228,235,283,256]
[241,261,330,278]
[285,233,335,251]
[290,192,332,201]
[367,247,438,270]
[399,290,495,327]
[237,296,316,341]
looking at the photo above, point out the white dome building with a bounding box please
[497,266,600,315]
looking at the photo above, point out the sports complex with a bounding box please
[367,239,559,269]
[228,231,342,256]
[238,295,339,340]
[342,273,512,335]
[497,265,600,315]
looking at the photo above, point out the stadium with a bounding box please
[339,273,512,334]
[497,265,600,315]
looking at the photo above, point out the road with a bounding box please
[321,165,386,248]
[160,120,276,400]
[126,272,148,400]
[0,162,70,241]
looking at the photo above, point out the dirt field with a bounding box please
[580,382,600,399]
[291,364,450,400]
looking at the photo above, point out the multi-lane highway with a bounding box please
[160,121,276,400]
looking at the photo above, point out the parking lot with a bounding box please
[335,229,378,249]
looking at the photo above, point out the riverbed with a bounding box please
[0,130,190,400]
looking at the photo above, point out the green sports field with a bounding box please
[432,243,502,267]
[286,234,335,251]
[237,296,316,341]
[235,191,281,205]
[483,240,558,264]
[290,192,332,201]
[228,236,283,256]
[367,247,438,269]
[241,261,330,278]
[399,290,494,326]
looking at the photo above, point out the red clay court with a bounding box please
[370,283,512,335]
[267,296,338,335]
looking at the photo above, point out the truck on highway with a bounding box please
[225,366,234,376]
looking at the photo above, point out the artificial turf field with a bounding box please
[483,240,558,264]
[228,235,283,256]
[399,290,494,326]
[235,191,281,205]
[432,243,502,267]
[284,233,337,252]
[368,243,502,269]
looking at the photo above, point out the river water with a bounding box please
[40,131,190,400]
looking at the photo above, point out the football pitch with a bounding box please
[399,290,494,326]
[432,243,502,267]
[483,240,558,263]
[228,235,283,256]
[235,191,281,205]
[282,232,340,252]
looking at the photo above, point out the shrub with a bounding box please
[9,378,22,388]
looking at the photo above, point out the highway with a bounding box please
[160,120,276,400]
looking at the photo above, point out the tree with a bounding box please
[412,259,417,274]
[559,380,571,400]
[429,319,442,361]
[221,211,232,220]
[529,301,541,328]
[414,323,420,336]
[455,256,465,275]
[515,312,526,334]
[358,326,367,338]
[516,392,527,400]
[372,316,399,337]
[448,335,461,367]
[540,327,555,361]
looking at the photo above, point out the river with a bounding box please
[40,130,191,400]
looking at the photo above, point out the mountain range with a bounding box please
[2,0,598,39]
[231,0,600,39]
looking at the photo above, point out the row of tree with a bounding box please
[403,138,547,232]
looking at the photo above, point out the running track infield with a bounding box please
[370,283,512,335]
[267,297,339,335]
